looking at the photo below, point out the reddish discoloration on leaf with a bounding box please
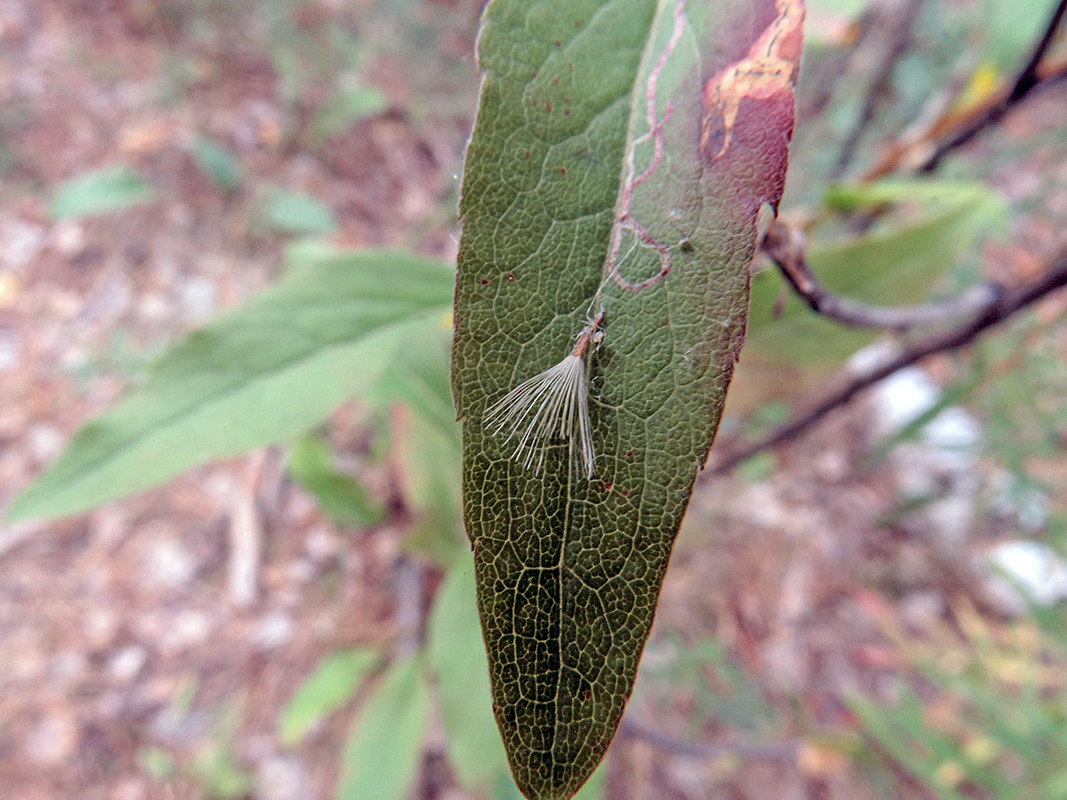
[700,0,804,210]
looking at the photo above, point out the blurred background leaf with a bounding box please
[50,165,154,220]
[191,137,243,193]
[337,654,428,800]
[279,648,379,747]
[262,189,338,234]
[6,250,452,522]
[287,435,384,527]
[427,558,508,789]
[311,86,387,144]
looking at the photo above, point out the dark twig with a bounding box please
[760,218,998,330]
[832,0,927,181]
[918,0,1067,172]
[709,246,1067,474]
[618,720,799,762]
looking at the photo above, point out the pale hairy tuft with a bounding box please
[484,352,594,478]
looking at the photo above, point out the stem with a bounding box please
[918,0,1067,172]
[760,217,999,330]
[709,245,1067,474]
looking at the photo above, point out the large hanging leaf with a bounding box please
[451,1,803,797]
[7,250,453,523]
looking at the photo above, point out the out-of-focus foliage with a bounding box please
[6,249,453,523]
[191,137,243,193]
[427,562,509,788]
[852,603,1067,799]
[336,654,429,800]
[50,165,154,220]
[740,179,1006,391]
[287,435,385,527]
[261,189,338,234]
[279,648,379,746]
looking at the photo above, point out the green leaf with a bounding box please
[136,746,176,780]
[980,0,1053,73]
[50,165,154,220]
[191,138,242,192]
[373,328,466,565]
[7,250,453,523]
[279,648,379,746]
[312,86,388,143]
[337,654,428,800]
[495,772,529,800]
[373,327,458,439]
[428,557,509,788]
[263,189,338,234]
[284,237,343,268]
[288,435,384,526]
[450,1,802,797]
[189,742,253,800]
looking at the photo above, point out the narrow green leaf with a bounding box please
[312,86,388,142]
[451,1,803,797]
[279,648,379,746]
[7,250,453,523]
[373,327,459,438]
[50,165,153,220]
[264,189,337,234]
[428,557,509,788]
[374,329,466,565]
[337,654,428,800]
[288,435,384,526]
[191,138,242,192]
[980,0,1053,73]
[393,405,465,565]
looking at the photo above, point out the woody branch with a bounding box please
[710,243,1067,475]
